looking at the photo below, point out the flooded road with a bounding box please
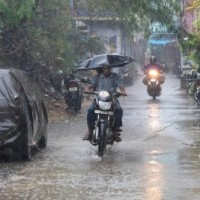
[1,71,200,200]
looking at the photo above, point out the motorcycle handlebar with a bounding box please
[116,92,122,97]
[83,91,96,95]
[83,91,122,97]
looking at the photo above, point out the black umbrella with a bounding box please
[77,54,134,70]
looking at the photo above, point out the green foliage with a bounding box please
[0,0,36,28]
[27,0,104,73]
[27,0,74,72]
[179,0,200,65]
[0,0,181,80]
[181,33,200,65]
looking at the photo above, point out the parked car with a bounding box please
[0,68,48,160]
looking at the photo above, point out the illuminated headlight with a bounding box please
[98,100,112,110]
[99,91,109,98]
[149,69,158,76]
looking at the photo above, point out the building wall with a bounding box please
[71,0,146,65]
[181,0,197,33]
[89,22,121,53]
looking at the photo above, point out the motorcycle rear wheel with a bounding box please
[98,123,107,157]
[195,92,200,105]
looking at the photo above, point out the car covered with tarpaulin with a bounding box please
[0,69,48,160]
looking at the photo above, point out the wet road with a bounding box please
[1,71,200,200]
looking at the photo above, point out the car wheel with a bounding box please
[38,131,47,149]
[20,97,33,161]
[38,102,48,149]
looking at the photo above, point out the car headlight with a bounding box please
[98,100,112,110]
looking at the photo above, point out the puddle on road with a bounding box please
[175,119,200,146]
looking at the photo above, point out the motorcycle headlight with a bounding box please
[149,69,158,77]
[98,100,112,110]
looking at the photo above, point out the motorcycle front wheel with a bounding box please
[98,123,107,157]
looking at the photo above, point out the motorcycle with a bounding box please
[143,69,163,99]
[187,79,194,95]
[194,86,200,104]
[173,62,182,78]
[120,66,133,86]
[194,79,200,104]
[63,74,83,112]
[84,90,121,157]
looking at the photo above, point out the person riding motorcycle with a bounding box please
[144,56,163,73]
[83,65,127,142]
[143,56,165,85]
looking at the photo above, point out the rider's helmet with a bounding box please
[150,56,157,65]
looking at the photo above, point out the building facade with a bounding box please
[180,0,199,33]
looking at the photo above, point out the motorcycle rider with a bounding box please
[83,64,127,142]
[144,56,163,73]
[143,56,165,85]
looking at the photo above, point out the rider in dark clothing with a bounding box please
[144,56,163,73]
[83,65,127,142]
[143,56,165,85]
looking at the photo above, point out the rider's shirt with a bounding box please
[92,72,123,92]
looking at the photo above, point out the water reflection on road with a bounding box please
[144,160,164,200]
[0,73,200,199]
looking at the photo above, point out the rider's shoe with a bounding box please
[113,132,122,142]
[83,128,93,141]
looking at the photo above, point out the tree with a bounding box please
[0,0,180,87]
[0,0,37,66]
[0,0,104,75]
[179,0,200,65]
[73,0,180,36]
[0,0,36,29]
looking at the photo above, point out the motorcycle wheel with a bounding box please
[98,123,107,157]
[74,97,82,112]
[148,88,157,100]
[194,92,198,101]
[195,92,200,105]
